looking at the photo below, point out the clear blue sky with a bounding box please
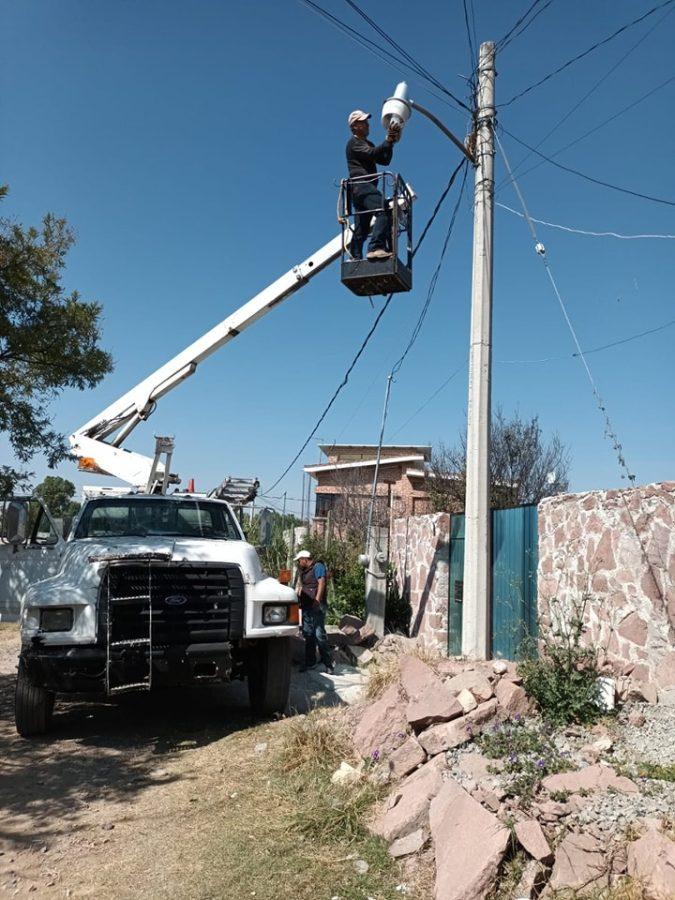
[2,0,674,516]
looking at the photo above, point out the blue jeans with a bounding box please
[301,602,332,667]
[351,183,391,258]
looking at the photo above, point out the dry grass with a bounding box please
[366,642,443,700]
[549,878,649,900]
[279,707,355,772]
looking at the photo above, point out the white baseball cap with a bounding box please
[348,109,371,127]
[294,550,311,561]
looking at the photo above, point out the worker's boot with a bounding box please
[367,248,392,260]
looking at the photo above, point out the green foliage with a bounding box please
[478,718,572,804]
[300,533,366,624]
[34,476,80,517]
[0,186,113,492]
[519,593,602,726]
[632,761,675,782]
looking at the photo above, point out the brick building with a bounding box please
[304,444,434,529]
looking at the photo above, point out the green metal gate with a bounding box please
[447,504,538,659]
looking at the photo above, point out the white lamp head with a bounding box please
[382,81,412,131]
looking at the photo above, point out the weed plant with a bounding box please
[478,718,572,804]
[519,593,601,725]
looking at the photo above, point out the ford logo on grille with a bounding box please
[165,594,188,606]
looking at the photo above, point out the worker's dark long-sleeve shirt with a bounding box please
[346,136,393,183]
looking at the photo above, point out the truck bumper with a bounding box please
[21,641,238,694]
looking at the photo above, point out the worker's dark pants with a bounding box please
[301,601,332,667]
[350,183,391,258]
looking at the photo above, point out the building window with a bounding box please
[315,494,336,518]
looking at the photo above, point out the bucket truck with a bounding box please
[0,177,414,736]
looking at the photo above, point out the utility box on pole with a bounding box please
[462,41,496,659]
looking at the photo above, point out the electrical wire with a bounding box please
[389,362,466,438]
[497,318,675,364]
[392,161,468,375]
[296,0,469,114]
[495,127,637,486]
[501,73,675,189]
[462,0,477,73]
[341,0,472,112]
[501,0,675,107]
[497,4,674,189]
[266,165,467,493]
[496,0,555,52]
[497,202,675,240]
[501,125,675,208]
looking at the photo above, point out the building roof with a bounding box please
[318,443,431,460]
[305,454,427,476]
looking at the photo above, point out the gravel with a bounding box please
[614,702,675,765]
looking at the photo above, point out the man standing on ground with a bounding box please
[295,549,334,673]
[346,109,401,260]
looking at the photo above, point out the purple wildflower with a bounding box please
[514,714,522,722]
[371,749,380,762]
[536,759,545,769]
[509,753,518,763]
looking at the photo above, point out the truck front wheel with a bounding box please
[15,659,55,737]
[247,638,291,716]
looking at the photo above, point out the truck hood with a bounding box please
[64,536,264,582]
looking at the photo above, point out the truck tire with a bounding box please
[247,638,292,716]
[15,659,55,737]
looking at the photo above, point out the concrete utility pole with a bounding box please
[462,42,496,659]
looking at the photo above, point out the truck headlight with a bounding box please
[262,604,289,625]
[40,608,74,632]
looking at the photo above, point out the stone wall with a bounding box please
[391,513,450,652]
[538,482,675,690]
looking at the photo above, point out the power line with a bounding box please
[267,164,468,492]
[497,202,675,240]
[341,0,473,112]
[497,318,675,364]
[501,125,675,208]
[497,4,674,188]
[462,0,477,72]
[296,0,470,114]
[503,73,675,189]
[495,127,637,486]
[389,362,466,438]
[391,161,468,375]
[496,0,555,53]
[501,0,675,107]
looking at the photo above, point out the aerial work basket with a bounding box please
[338,172,413,297]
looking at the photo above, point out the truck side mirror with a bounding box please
[2,500,29,545]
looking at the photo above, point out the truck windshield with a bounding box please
[74,499,242,541]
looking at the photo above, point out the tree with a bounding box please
[0,186,113,493]
[34,476,80,517]
[428,408,570,512]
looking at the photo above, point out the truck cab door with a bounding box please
[0,497,65,622]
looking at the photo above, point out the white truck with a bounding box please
[0,170,414,737]
[4,491,298,735]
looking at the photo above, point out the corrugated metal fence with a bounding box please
[448,504,538,659]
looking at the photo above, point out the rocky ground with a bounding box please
[334,632,675,900]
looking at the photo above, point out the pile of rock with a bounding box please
[326,615,379,667]
[339,652,675,899]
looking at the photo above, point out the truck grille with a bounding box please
[100,561,245,646]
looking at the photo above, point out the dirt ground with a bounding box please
[0,625,395,900]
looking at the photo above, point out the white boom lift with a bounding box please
[70,231,346,491]
[70,161,414,493]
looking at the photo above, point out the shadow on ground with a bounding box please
[0,641,366,853]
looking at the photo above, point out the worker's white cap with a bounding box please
[348,109,371,127]
[294,550,311,561]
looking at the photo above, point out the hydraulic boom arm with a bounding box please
[70,230,345,489]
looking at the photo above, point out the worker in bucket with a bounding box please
[294,550,334,673]
[346,109,401,260]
